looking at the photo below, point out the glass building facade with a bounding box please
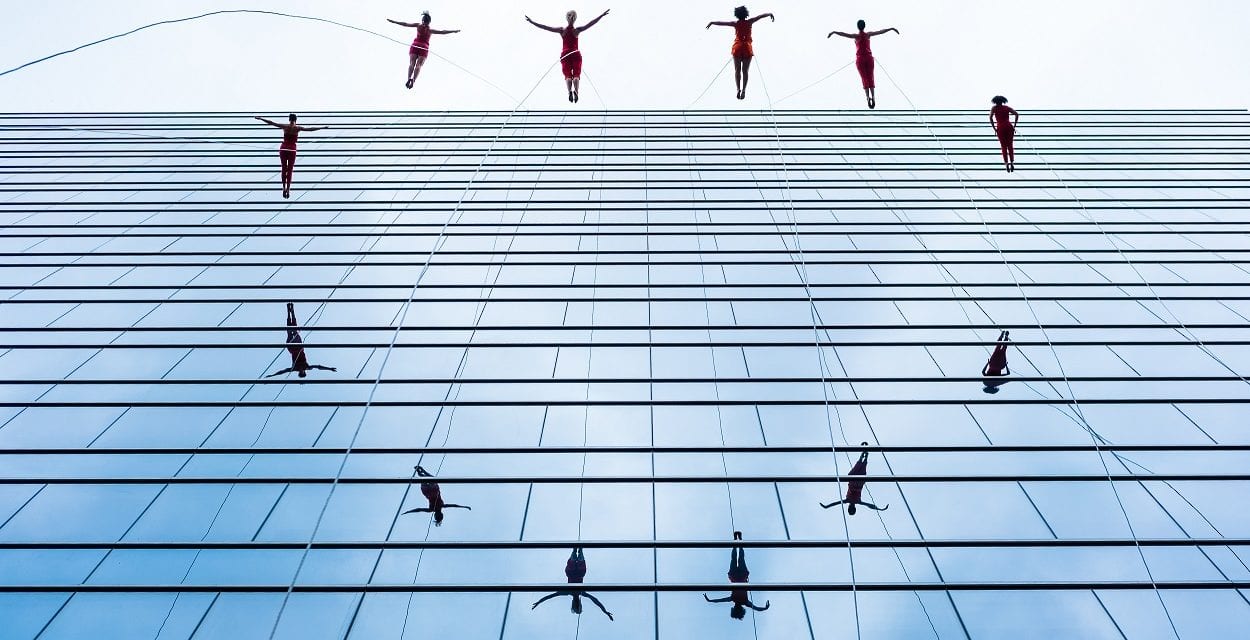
[1,109,1248,639]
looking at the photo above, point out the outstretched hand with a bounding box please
[607,612,615,621]
[769,14,775,21]
[601,9,611,17]
[706,22,713,29]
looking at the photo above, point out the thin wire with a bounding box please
[877,58,1184,639]
[688,59,733,108]
[263,59,566,640]
[773,61,855,105]
[753,60,864,640]
[0,9,516,101]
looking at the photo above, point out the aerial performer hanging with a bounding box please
[525,9,611,103]
[706,6,774,100]
[402,465,472,526]
[266,303,338,378]
[531,547,615,620]
[387,12,461,89]
[990,96,1020,172]
[981,329,1012,393]
[820,443,889,514]
[253,114,327,199]
[827,20,899,109]
[703,531,770,619]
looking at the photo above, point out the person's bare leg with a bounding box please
[406,52,418,88]
[412,56,427,83]
[572,76,580,102]
[281,156,294,195]
[566,77,574,102]
[733,59,743,98]
[740,57,752,98]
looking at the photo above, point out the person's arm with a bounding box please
[297,125,328,132]
[859,501,889,511]
[402,507,434,514]
[429,28,460,35]
[748,13,774,24]
[1011,108,1020,126]
[827,30,854,39]
[307,364,337,372]
[525,16,561,33]
[254,116,281,128]
[819,500,846,509]
[1002,365,1010,376]
[265,367,296,378]
[868,28,900,36]
[387,18,419,27]
[747,600,771,612]
[532,592,561,608]
[991,111,998,130]
[577,9,610,33]
[703,594,734,603]
[582,593,614,620]
[442,503,471,510]
[707,20,735,29]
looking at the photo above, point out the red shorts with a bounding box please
[561,50,582,79]
[279,148,296,163]
[410,42,429,58]
[731,41,753,60]
[996,125,1015,142]
[856,56,875,89]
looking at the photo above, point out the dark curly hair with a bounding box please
[734,6,749,20]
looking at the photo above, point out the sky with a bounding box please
[1,0,1249,112]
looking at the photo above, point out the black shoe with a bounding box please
[573,91,579,103]
[568,91,574,103]
[406,78,414,89]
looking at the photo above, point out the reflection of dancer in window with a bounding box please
[387,12,460,89]
[706,6,774,100]
[827,20,899,109]
[703,531,770,620]
[820,443,889,515]
[254,114,327,198]
[531,547,615,619]
[402,465,472,526]
[266,303,337,378]
[982,329,1011,393]
[990,96,1020,172]
[525,9,611,103]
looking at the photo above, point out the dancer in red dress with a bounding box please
[266,303,337,378]
[991,96,1020,172]
[706,6,774,100]
[403,465,472,526]
[254,114,327,198]
[531,547,614,619]
[821,443,889,515]
[525,9,611,103]
[703,531,770,620]
[982,329,1012,393]
[387,12,460,89]
[828,20,899,109]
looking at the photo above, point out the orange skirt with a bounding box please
[731,40,753,60]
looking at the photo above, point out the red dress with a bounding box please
[731,20,754,59]
[992,104,1016,152]
[845,457,867,504]
[854,33,874,89]
[727,565,749,604]
[279,126,298,162]
[566,558,587,584]
[410,24,431,57]
[984,343,1009,376]
[420,481,445,510]
[560,27,582,79]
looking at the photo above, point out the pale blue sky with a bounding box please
[2,0,1248,111]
